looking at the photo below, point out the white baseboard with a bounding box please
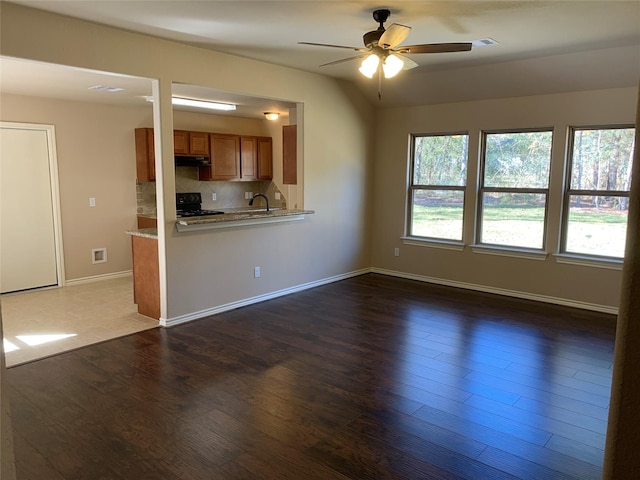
[371,267,618,315]
[64,270,132,287]
[160,268,371,327]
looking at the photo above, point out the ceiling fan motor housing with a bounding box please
[363,29,384,48]
[364,9,391,48]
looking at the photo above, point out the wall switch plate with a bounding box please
[254,266,261,278]
[212,193,217,201]
[275,192,281,200]
[394,248,400,257]
[89,197,96,207]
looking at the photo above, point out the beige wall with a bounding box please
[0,93,285,281]
[0,93,146,280]
[371,87,638,310]
[0,3,374,320]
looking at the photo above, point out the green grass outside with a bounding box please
[413,204,627,224]
[412,204,627,256]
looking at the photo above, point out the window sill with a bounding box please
[554,254,623,270]
[401,237,465,251]
[470,245,548,261]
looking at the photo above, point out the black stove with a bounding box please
[176,192,224,217]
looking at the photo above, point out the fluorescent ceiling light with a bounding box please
[89,85,125,92]
[145,96,236,111]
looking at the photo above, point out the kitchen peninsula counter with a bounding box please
[175,208,314,232]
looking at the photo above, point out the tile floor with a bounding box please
[1,276,158,367]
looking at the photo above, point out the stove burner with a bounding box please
[176,192,224,217]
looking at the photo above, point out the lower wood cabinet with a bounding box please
[131,235,160,320]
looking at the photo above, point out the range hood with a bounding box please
[175,155,211,167]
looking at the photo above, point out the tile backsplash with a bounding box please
[136,166,285,214]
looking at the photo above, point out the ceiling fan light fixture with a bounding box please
[382,54,404,78]
[264,112,279,121]
[359,54,380,78]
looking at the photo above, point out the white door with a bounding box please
[0,125,61,293]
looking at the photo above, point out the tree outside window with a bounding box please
[562,126,635,258]
[478,130,553,249]
[408,133,468,241]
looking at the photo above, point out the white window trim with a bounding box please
[402,237,465,251]
[554,253,623,270]
[470,244,548,261]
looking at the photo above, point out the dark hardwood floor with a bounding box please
[7,273,616,479]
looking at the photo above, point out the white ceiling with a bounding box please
[2,1,639,111]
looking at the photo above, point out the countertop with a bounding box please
[128,209,313,236]
[126,228,158,239]
[176,208,314,232]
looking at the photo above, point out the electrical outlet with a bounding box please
[275,192,281,200]
[212,193,217,201]
[394,248,400,257]
[89,197,96,207]
[254,266,261,278]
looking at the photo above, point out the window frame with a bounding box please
[559,124,635,260]
[407,131,469,243]
[476,127,554,251]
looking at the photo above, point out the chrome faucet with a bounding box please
[249,193,269,211]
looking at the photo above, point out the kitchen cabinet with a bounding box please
[131,234,160,320]
[174,130,209,156]
[134,128,155,182]
[200,133,240,181]
[257,136,273,180]
[283,125,297,184]
[240,136,258,179]
[200,134,272,181]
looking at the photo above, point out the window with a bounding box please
[478,130,553,249]
[562,126,635,258]
[408,133,469,241]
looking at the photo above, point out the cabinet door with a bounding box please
[209,134,240,180]
[135,128,155,182]
[257,137,273,180]
[173,130,189,154]
[189,132,209,155]
[283,125,297,184]
[240,136,258,180]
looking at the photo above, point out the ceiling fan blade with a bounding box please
[298,42,367,52]
[319,54,368,67]
[378,23,411,49]
[397,42,472,54]
[398,54,419,70]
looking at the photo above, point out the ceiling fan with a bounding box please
[299,9,472,99]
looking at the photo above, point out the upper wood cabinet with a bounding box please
[136,128,272,182]
[174,130,209,156]
[257,137,273,180]
[240,136,258,180]
[283,125,297,185]
[134,128,155,182]
[200,133,240,181]
[200,134,273,181]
